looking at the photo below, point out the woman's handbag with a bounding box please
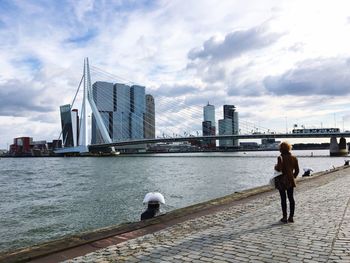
[269,156,283,189]
[269,170,283,188]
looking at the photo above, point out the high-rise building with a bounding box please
[204,102,216,128]
[219,105,239,147]
[202,121,216,148]
[223,105,235,120]
[218,119,233,147]
[91,82,115,144]
[91,81,150,143]
[113,83,131,141]
[144,94,155,139]
[202,102,216,148]
[60,104,79,147]
[71,109,79,147]
[130,85,145,139]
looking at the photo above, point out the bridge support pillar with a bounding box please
[330,136,348,156]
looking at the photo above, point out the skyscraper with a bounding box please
[219,105,239,147]
[202,102,216,148]
[218,119,233,147]
[130,85,146,139]
[91,81,150,143]
[113,83,131,141]
[71,109,79,147]
[204,102,216,128]
[91,81,115,144]
[60,104,79,147]
[223,105,235,120]
[144,94,155,139]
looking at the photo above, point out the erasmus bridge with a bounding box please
[55,58,350,155]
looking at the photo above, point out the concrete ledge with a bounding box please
[1,165,349,263]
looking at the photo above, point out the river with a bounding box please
[0,150,346,252]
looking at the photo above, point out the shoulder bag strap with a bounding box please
[279,155,284,172]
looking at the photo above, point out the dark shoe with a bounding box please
[280,217,287,223]
[288,217,294,223]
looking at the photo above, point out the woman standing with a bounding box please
[275,141,299,223]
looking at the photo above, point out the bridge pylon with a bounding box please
[330,136,348,156]
[55,58,115,155]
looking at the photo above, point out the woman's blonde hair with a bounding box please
[279,141,292,153]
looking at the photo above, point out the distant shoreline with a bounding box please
[0,146,332,158]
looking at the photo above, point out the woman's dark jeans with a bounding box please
[279,188,295,218]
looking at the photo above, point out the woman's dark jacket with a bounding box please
[275,152,299,190]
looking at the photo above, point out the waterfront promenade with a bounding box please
[61,166,350,263]
[2,166,350,263]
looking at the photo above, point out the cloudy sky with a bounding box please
[1,0,350,148]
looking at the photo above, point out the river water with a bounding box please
[0,150,346,252]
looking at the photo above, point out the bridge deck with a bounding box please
[89,132,350,148]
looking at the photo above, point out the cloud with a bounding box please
[29,112,58,124]
[154,84,198,97]
[228,81,266,97]
[184,92,226,108]
[188,25,282,62]
[264,57,350,96]
[287,42,304,52]
[186,23,284,95]
[11,56,42,72]
[70,0,95,22]
[65,28,98,45]
[0,79,55,116]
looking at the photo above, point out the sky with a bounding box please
[1,0,350,148]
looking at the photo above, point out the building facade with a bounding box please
[71,109,79,147]
[91,82,114,144]
[60,104,79,147]
[202,121,216,148]
[9,137,57,156]
[144,94,155,139]
[130,85,146,139]
[218,119,233,147]
[202,102,216,148]
[219,105,239,147]
[91,81,150,144]
[9,137,33,156]
[204,102,216,128]
[113,83,131,141]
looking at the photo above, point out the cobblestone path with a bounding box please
[65,169,350,263]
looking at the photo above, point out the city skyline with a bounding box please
[1,1,350,148]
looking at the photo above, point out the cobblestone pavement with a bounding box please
[65,170,350,263]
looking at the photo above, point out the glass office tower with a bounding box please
[202,102,216,148]
[130,85,145,139]
[144,94,155,139]
[60,104,74,147]
[91,81,148,143]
